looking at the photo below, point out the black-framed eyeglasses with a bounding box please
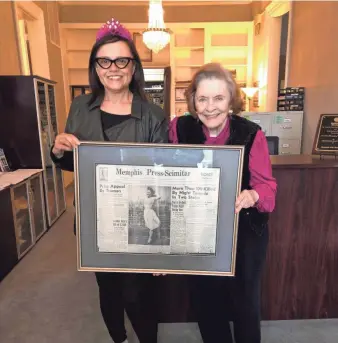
[95,57,135,69]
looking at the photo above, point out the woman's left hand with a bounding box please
[235,189,259,214]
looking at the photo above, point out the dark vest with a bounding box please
[176,115,268,235]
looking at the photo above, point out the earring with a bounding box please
[229,109,233,115]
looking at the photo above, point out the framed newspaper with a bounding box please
[74,142,244,276]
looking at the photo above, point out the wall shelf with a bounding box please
[174,46,204,51]
[175,65,203,68]
[210,46,248,50]
[66,49,91,52]
[222,64,248,67]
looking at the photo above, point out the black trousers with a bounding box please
[190,225,269,343]
[95,272,158,343]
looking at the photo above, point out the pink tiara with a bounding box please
[96,18,132,42]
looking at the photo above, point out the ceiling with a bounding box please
[58,1,253,5]
[58,0,261,24]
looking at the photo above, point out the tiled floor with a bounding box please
[0,199,337,343]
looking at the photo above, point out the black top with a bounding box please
[50,93,168,172]
[101,110,131,140]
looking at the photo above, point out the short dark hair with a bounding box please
[185,63,243,116]
[88,34,147,105]
[147,186,155,197]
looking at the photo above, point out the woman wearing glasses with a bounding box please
[51,19,167,343]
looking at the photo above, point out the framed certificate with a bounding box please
[312,114,338,155]
[74,142,244,276]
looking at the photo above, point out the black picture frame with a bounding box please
[74,142,244,276]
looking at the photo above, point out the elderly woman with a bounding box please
[169,63,277,343]
[51,19,167,343]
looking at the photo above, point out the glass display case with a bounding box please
[29,174,47,240]
[11,182,33,257]
[47,85,66,215]
[55,167,66,214]
[0,75,66,228]
[10,172,47,259]
[34,78,66,226]
[0,187,18,281]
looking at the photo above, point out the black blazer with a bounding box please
[51,93,168,171]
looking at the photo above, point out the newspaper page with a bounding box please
[96,163,220,255]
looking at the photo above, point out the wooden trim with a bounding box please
[60,22,253,30]
[284,1,293,87]
[59,1,252,7]
[266,0,291,18]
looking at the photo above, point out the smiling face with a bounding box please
[194,78,231,135]
[95,40,135,93]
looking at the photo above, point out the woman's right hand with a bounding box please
[52,133,80,157]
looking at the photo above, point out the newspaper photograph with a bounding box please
[96,163,220,255]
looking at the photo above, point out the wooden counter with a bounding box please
[270,154,338,169]
[153,155,338,322]
[261,155,338,320]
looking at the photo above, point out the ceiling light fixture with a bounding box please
[143,0,171,53]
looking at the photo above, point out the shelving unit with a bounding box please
[60,22,254,118]
[206,29,250,85]
[170,23,253,118]
[173,29,205,80]
[170,28,204,117]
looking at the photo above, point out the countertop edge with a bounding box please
[271,155,338,169]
